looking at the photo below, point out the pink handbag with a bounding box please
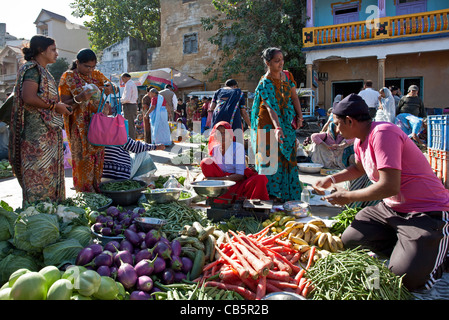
[88,87,128,146]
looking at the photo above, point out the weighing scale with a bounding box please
[205,197,273,222]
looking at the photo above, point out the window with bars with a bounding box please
[183,33,198,54]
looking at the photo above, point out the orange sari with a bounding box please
[58,69,110,192]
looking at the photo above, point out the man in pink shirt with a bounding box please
[313,93,449,292]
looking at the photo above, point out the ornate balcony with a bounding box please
[303,9,449,48]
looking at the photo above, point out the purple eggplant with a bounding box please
[106,206,120,217]
[129,291,152,300]
[153,256,166,274]
[161,268,175,284]
[117,262,137,290]
[118,211,129,221]
[134,256,158,277]
[114,250,134,267]
[154,241,172,260]
[171,239,181,257]
[128,223,138,233]
[93,222,103,233]
[124,229,141,247]
[96,215,108,224]
[144,229,161,248]
[137,207,146,215]
[104,241,120,253]
[181,257,193,274]
[119,239,134,253]
[169,255,183,271]
[87,243,104,257]
[75,247,95,266]
[174,271,187,282]
[137,275,154,292]
[134,248,155,265]
[110,266,118,279]
[101,227,112,236]
[121,217,132,227]
[94,250,114,267]
[96,265,111,277]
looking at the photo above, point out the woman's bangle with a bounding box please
[330,175,337,184]
[49,102,55,111]
[73,94,82,104]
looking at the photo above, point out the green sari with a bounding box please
[9,61,65,206]
[250,71,302,202]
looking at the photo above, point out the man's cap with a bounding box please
[408,85,419,92]
[332,93,370,117]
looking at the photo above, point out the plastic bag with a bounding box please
[163,175,181,188]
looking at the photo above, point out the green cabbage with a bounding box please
[13,213,60,253]
[0,216,11,241]
[0,241,13,260]
[43,239,83,268]
[66,226,92,247]
[0,207,17,238]
[0,251,39,285]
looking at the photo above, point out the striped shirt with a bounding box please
[103,138,158,180]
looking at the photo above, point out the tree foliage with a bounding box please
[70,0,161,53]
[48,58,70,85]
[201,0,307,84]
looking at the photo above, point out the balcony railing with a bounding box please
[303,9,449,48]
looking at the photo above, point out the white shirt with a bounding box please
[121,80,138,104]
[358,88,379,109]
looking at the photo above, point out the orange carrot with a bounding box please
[266,282,283,293]
[225,233,259,279]
[306,246,316,270]
[266,269,291,282]
[215,245,249,279]
[266,279,298,290]
[255,276,267,300]
[290,251,301,264]
[234,242,270,277]
[231,231,274,270]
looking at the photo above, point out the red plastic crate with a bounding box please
[428,148,449,189]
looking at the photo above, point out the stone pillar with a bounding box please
[306,64,313,88]
[377,57,386,89]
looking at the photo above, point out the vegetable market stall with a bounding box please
[0,184,428,301]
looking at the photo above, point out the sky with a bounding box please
[0,0,91,40]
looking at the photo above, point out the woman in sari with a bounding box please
[147,88,172,146]
[375,87,396,123]
[58,48,114,192]
[211,79,251,142]
[9,35,72,205]
[200,121,269,203]
[250,48,304,202]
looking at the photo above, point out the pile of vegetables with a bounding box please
[305,247,414,300]
[91,206,143,237]
[261,211,296,234]
[0,159,13,179]
[196,224,318,300]
[153,279,244,300]
[153,175,186,189]
[65,192,112,211]
[171,144,207,165]
[0,265,125,300]
[0,202,91,284]
[330,206,362,235]
[100,179,143,192]
[141,202,209,240]
[75,226,194,300]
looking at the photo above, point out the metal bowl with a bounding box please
[262,292,307,300]
[134,217,167,232]
[283,201,311,218]
[142,188,183,204]
[190,180,236,198]
[298,162,324,173]
[99,179,147,206]
[177,190,195,206]
[90,225,124,245]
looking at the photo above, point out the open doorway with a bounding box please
[331,81,364,105]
